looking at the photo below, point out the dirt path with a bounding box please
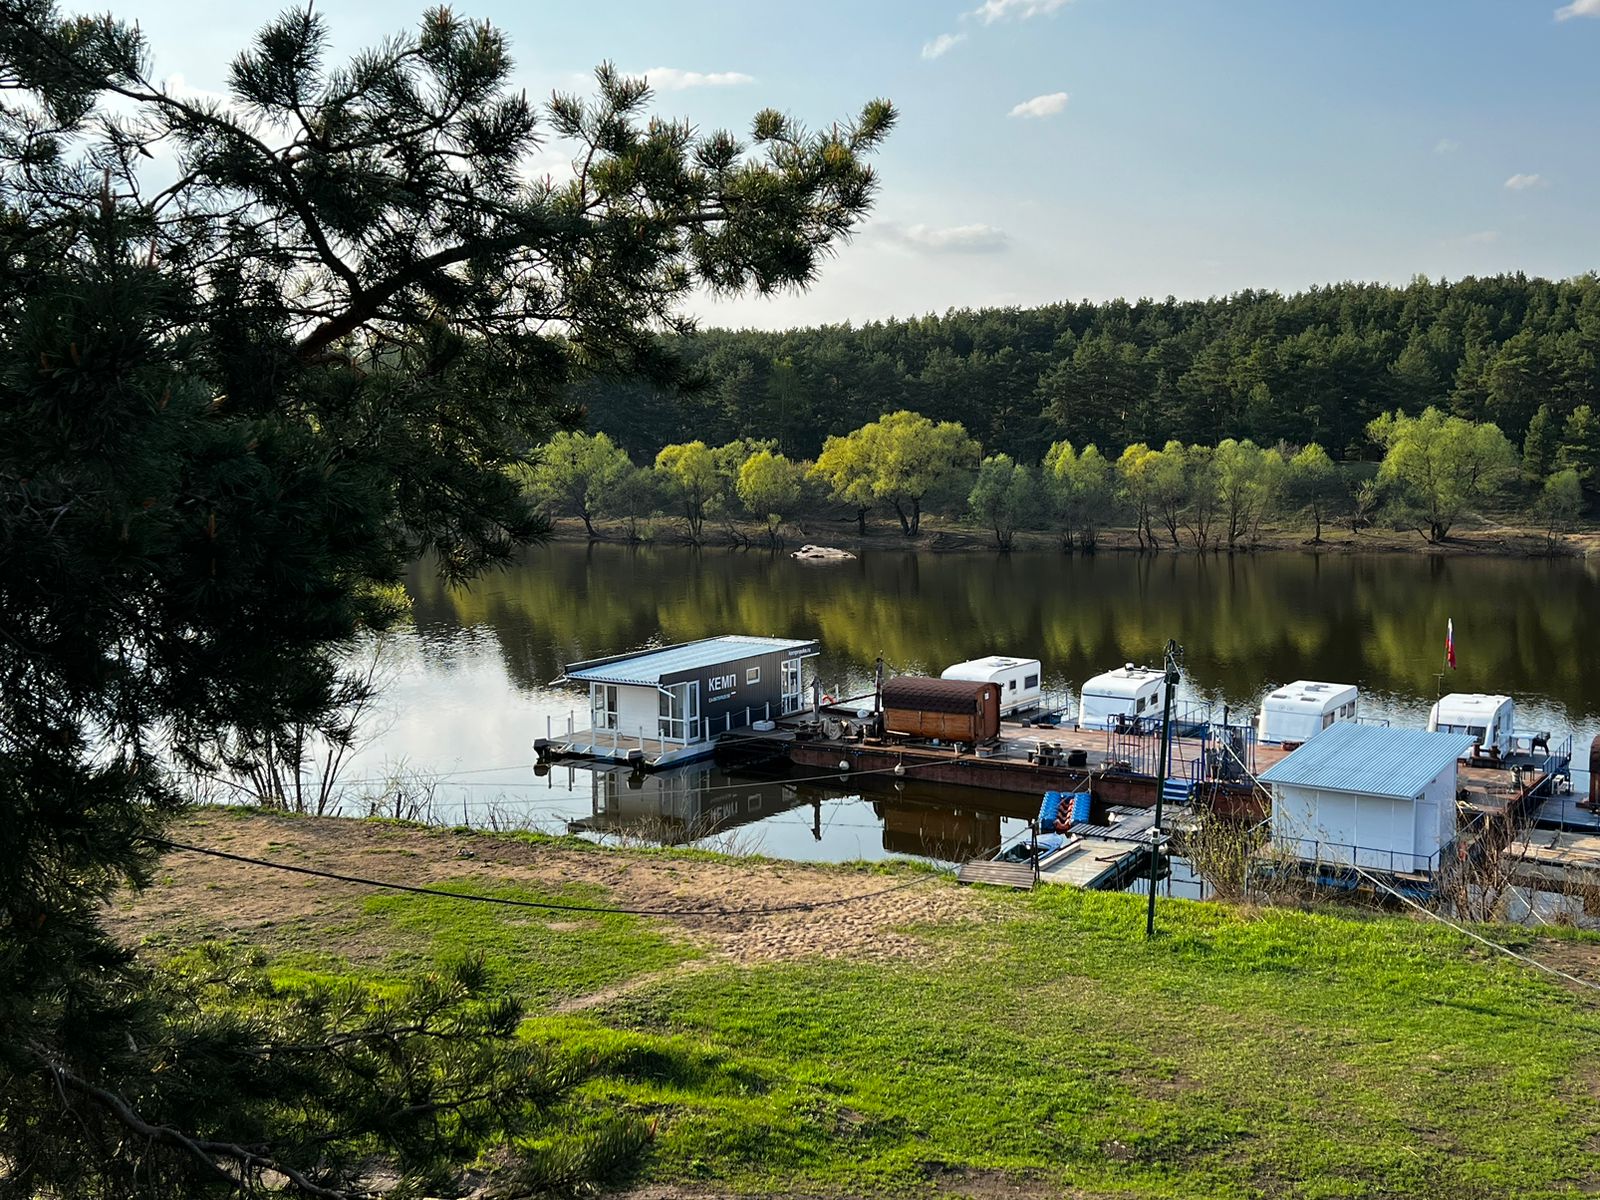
[111,809,995,971]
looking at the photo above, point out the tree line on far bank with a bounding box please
[573,274,1600,472]
[521,405,1600,551]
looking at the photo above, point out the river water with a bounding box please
[320,544,1600,887]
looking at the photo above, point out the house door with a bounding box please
[781,658,803,715]
[592,684,619,731]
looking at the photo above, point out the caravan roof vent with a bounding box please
[1124,662,1135,671]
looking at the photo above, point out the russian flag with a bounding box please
[1446,618,1456,670]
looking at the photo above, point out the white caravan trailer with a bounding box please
[1427,693,1515,758]
[940,656,1043,717]
[1077,664,1169,731]
[1256,681,1360,746]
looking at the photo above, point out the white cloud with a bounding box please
[639,67,755,90]
[922,32,967,59]
[1434,138,1459,154]
[881,222,1010,253]
[1504,173,1549,190]
[970,0,1072,24]
[1007,91,1069,119]
[161,73,233,106]
[1555,0,1600,20]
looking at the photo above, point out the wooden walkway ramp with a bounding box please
[955,860,1037,890]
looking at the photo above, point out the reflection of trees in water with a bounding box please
[405,545,1600,723]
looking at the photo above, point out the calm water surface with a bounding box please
[330,544,1600,882]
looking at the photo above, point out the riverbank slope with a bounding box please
[119,808,1600,1200]
[550,514,1600,559]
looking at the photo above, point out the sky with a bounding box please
[112,0,1600,330]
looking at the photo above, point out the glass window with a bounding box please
[659,683,701,742]
[746,666,761,685]
[1024,674,1039,689]
[1008,680,1016,691]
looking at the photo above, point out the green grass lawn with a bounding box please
[305,858,1600,1199]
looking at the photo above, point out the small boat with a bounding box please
[790,544,856,561]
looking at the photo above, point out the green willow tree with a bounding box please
[736,448,804,544]
[1369,408,1518,543]
[0,3,893,1195]
[967,453,1033,550]
[523,431,634,537]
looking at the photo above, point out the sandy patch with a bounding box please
[111,809,997,977]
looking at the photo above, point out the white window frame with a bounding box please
[746,666,761,685]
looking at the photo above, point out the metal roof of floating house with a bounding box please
[563,636,818,687]
[1257,723,1478,800]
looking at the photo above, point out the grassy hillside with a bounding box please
[121,809,1600,1199]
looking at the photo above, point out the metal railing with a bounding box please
[1274,836,1445,878]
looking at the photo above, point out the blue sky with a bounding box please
[116,0,1599,329]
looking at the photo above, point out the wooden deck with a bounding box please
[1504,828,1600,887]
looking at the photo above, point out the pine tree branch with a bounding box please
[37,1051,354,1200]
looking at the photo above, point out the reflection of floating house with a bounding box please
[1077,664,1169,731]
[538,636,818,768]
[940,656,1042,716]
[565,762,810,844]
[1427,693,1515,758]
[1260,723,1477,881]
[1256,681,1359,746]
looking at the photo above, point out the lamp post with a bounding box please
[1146,639,1182,940]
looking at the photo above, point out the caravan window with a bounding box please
[1025,674,1039,689]
[1008,680,1016,691]
[1136,697,1146,712]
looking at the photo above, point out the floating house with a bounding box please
[1427,693,1515,758]
[940,656,1043,716]
[1077,664,1170,731]
[540,636,819,768]
[1259,723,1477,878]
[1256,681,1360,746]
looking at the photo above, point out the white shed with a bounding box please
[1077,664,1169,731]
[1259,723,1477,874]
[1427,693,1515,758]
[1257,681,1360,746]
[940,656,1042,716]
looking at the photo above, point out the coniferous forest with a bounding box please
[577,274,1600,468]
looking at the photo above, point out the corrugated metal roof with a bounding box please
[564,636,818,686]
[1257,722,1478,800]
